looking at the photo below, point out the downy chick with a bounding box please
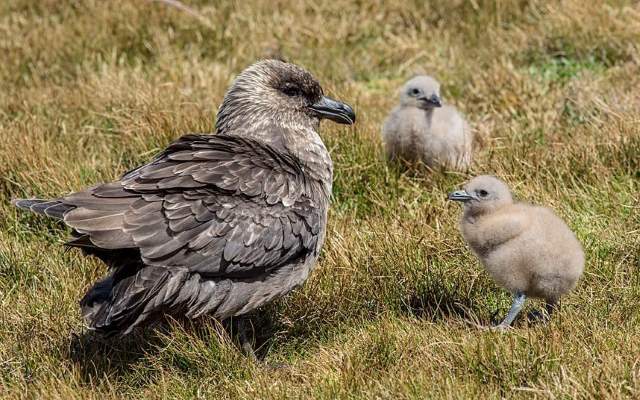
[448,175,585,328]
[382,75,472,170]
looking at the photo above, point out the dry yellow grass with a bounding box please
[1,0,639,398]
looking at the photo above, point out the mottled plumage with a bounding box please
[448,176,585,328]
[382,75,472,171]
[14,59,355,335]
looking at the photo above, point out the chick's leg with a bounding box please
[545,301,557,317]
[498,292,526,328]
[528,300,557,323]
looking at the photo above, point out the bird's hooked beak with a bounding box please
[418,93,442,108]
[309,96,356,125]
[448,190,476,202]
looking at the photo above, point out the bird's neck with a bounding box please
[423,108,435,125]
[220,119,333,199]
[287,127,334,200]
[463,206,492,223]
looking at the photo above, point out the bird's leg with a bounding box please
[496,292,526,329]
[543,300,557,321]
[527,300,557,324]
[232,317,257,360]
[544,301,558,318]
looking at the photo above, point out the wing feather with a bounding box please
[35,134,325,333]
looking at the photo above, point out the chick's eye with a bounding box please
[478,190,489,197]
[410,88,420,96]
[282,85,303,97]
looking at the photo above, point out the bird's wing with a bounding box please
[61,134,323,277]
[479,207,531,247]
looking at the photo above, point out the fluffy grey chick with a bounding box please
[448,175,585,328]
[382,75,472,170]
[13,59,355,336]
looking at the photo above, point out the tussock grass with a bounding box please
[1,0,639,398]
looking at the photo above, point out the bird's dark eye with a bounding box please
[282,85,303,97]
[410,88,420,96]
[478,190,489,197]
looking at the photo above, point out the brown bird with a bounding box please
[13,59,355,337]
[382,75,472,171]
[448,175,585,328]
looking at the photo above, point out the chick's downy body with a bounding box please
[382,75,472,170]
[462,203,584,302]
[449,175,585,327]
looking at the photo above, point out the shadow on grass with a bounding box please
[63,313,279,385]
[251,278,488,356]
[62,275,486,384]
[402,288,482,324]
[65,328,165,385]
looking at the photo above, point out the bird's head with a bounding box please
[448,175,513,215]
[399,75,442,110]
[216,59,355,134]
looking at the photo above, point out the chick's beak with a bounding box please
[310,96,356,125]
[418,94,442,108]
[429,94,442,107]
[448,190,475,202]
[418,94,442,107]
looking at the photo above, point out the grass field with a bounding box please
[1,0,639,398]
